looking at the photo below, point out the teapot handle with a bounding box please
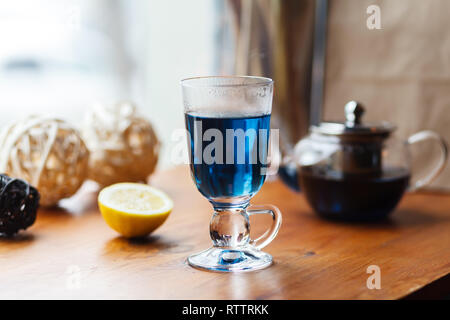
[407,130,448,191]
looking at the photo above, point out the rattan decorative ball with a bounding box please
[0,116,89,207]
[82,102,160,186]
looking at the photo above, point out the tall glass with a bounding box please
[181,76,282,272]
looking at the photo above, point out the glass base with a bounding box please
[187,246,273,272]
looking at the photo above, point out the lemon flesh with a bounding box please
[98,183,173,238]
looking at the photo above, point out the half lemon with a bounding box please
[98,183,173,238]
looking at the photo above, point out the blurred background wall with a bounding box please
[323,0,450,189]
[214,0,315,156]
[216,0,450,190]
[0,0,215,167]
[1,0,449,189]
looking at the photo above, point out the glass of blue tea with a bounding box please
[181,76,281,272]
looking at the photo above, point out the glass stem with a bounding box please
[209,204,250,248]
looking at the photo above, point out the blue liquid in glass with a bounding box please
[185,113,271,203]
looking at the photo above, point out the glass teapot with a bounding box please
[281,101,448,221]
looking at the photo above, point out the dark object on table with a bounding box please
[278,164,300,192]
[0,174,40,236]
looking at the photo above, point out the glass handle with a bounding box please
[407,130,448,191]
[247,204,282,250]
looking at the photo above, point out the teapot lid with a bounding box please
[311,101,395,139]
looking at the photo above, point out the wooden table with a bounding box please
[0,166,449,299]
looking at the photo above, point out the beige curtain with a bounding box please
[218,0,450,190]
[324,0,450,190]
[217,0,315,154]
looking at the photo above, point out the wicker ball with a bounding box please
[82,102,160,186]
[0,116,89,207]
